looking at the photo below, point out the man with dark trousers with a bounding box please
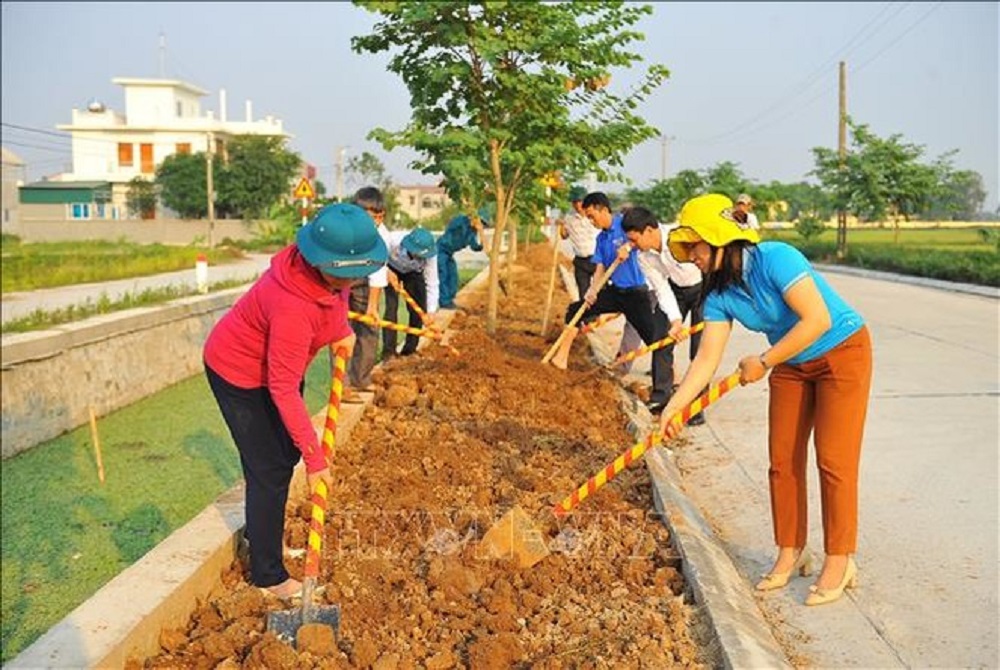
[558,185,599,298]
[621,206,707,424]
[343,187,392,402]
[548,192,672,414]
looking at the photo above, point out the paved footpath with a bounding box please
[1,253,274,325]
[592,266,998,668]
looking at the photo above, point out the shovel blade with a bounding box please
[480,505,551,568]
[266,604,340,645]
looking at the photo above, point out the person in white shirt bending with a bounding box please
[620,206,707,425]
[383,227,439,358]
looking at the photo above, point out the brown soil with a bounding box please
[133,243,717,669]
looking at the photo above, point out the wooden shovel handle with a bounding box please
[541,256,623,364]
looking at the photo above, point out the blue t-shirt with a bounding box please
[703,241,864,364]
[437,215,484,255]
[591,213,646,289]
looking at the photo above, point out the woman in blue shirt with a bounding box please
[660,194,873,607]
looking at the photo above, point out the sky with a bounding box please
[2,2,997,210]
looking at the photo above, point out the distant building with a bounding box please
[397,184,451,222]
[1,147,26,234]
[42,77,288,219]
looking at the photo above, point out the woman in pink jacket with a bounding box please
[203,203,387,600]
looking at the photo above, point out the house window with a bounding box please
[215,139,225,157]
[422,197,435,209]
[176,101,183,117]
[409,196,416,206]
[118,143,134,167]
[176,143,191,155]
[140,144,154,174]
[70,203,91,219]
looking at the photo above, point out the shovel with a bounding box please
[267,346,347,644]
[480,371,742,569]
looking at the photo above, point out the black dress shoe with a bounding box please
[687,412,706,426]
[646,400,667,415]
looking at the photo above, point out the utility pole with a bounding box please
[206,132,216,248]
[660,135,675,182]
[335,146,346,202]
[836,61,847,259]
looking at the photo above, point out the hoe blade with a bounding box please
[266,603,340,645]
[480,505,551,569]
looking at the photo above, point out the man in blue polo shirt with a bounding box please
[548,192,672,413]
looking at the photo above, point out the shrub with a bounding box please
[794,217,827,241]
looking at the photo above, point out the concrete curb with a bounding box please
[556,262,791,669]
[646,448,790,670]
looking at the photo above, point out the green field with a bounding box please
[764,227,999,287]
[0,237,244,293]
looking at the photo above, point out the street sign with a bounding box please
[293,177,316,200]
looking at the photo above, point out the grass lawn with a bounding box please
[764,226,994,250]
[1,237,245,293]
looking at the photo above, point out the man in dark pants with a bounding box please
[621,206,707,424]
[558,185,599,298]
[548,192,673,414]
[344,187,392,402]
[382,227,439,357]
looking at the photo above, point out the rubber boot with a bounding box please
[549,326,579,370]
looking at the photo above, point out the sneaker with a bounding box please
[645,400,667,415]
[687,412,706,426]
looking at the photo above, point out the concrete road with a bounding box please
[663,270,998,667]
[1,254,273,325]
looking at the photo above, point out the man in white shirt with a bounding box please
[620,206,707,424]
[735,193,760,230]
[558,185,600,297]
[345,187,394,402]
[382,227,440,358]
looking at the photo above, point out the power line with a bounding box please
[854,2,944,74]
[686,1,912,146]
[1,122,72,140]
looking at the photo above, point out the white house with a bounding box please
[52,77,289,218]
[397,184,451,222]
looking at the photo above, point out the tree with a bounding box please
[928,165,986,221]
[156,152,208,219]
[216,135,301,220]
[126,176,157,220]
[353,1,668,333]
[812,119,937,224]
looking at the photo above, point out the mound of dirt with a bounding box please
[133,242,716,668]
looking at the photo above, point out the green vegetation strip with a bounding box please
[1,279,256,335]
[765,228,999,287]
[1,237,244,293]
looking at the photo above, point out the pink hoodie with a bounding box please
[204,245,351,473]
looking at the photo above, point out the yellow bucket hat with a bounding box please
[669,193,761,261]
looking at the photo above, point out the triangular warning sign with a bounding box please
[293,177,316,199]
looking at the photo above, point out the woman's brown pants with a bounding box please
[767,326,873,555]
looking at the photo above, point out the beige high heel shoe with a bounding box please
[805,557,858,606]
[755,548,814,591]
